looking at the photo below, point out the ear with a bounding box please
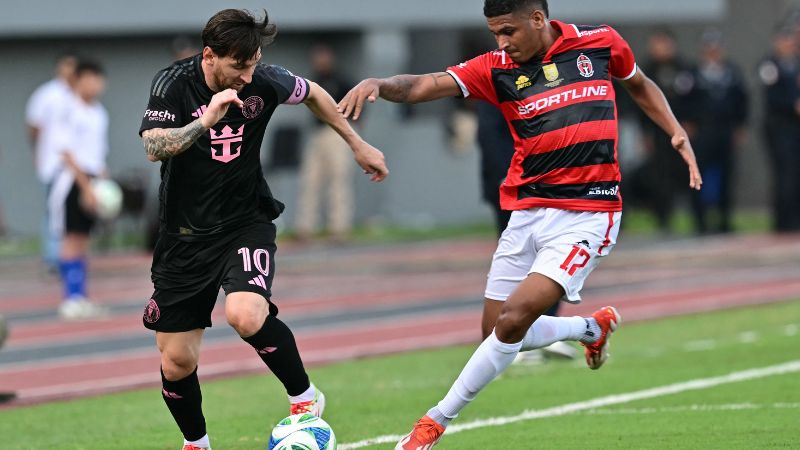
[201,46,216,64]
[530,9,547,29]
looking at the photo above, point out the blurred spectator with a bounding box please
[0,313,13,404]
[49,59,110,320]
[475,101,575,362]
[25,51,79,271]
[171,35,200,61]
[294,44,354,243]
[628,29,690,233]
[680,30,749,234]
[758,27,800,232]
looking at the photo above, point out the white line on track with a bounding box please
[339,359,800,449]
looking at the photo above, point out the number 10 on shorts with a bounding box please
[560,245,591,276]
[238,247,271,276]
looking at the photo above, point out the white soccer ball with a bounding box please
[91,179,123,220]
[268,413,336,450]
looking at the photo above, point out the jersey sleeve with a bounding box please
[25,89,46,127]
[446,52,497,104]
[139,70,185,136]
[265,65,310,105]
[608,27,637,80]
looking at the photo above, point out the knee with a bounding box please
[494,307,530,343]
[226,308,265,337]
[161,349,198,381]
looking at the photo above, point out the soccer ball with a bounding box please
[268,413,336,450]
[91,179,123,220]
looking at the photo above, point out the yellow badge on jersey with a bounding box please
[543,63,559,82]
[515,75,532,90]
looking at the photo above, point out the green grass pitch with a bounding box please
[2,300,798,449]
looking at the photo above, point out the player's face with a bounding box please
[206,48,262,92]
[487,9,548,63]
[74,72,106,102]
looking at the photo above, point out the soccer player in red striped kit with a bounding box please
[339,0,702,447]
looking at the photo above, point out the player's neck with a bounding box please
[200,60,221,93]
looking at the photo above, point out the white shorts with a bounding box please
[484,208,621,303]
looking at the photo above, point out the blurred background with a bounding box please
[0,0,799,246]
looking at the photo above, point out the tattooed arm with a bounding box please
[141,88,243,162]
[338,72,461,120]
[142,119,207,162]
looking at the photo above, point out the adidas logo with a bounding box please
[248,275,268,290]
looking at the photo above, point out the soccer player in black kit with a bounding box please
[139,9,388,450]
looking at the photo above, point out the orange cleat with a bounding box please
[182,445,209,450]
[581,306,621,370]
[395,415,445,450]
[290,387,326,417]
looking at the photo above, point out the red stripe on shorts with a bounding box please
[598,212,614,255]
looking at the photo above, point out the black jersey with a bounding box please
[139,54,310,241]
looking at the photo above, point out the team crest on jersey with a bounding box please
[143,299,160,324]
[209,124,244,163]
[577,54,594,78]
[242,96,265,119]
[515,75,532,90]
[542,63,559,82]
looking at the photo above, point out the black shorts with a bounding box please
[65,181,97,235]
[143,218,278,332]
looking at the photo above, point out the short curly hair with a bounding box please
[483,0,549,18]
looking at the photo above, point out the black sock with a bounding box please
[161,367,206,442]
[243,315,310,396]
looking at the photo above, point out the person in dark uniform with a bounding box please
[680,29,749,234]
[758,27,800,232]
[632,29,691,233]
[138,9,388,450]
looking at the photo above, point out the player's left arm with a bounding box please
[621,68,702,190]
[303,81,388,182]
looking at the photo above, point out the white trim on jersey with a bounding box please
[48,169,75,237]
[446,70,470,98]
[617,63,638,81]
[571,24,581,37]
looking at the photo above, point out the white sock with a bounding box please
[288,382,316,403]
[435,332,522,421]
[520,315,588,351]
[184,434,210,449]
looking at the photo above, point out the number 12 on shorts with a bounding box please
[560,245,591,276]
[238,247,270,276]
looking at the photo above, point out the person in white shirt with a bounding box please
[26,52,79,271]
[48,59,110,320]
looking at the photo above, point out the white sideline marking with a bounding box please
[785,324,798,337]
[339,360,800,449]
[583,402,800,415]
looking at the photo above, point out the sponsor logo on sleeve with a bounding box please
[144,109,176,122]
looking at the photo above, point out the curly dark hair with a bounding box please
[483,0,549,18]
[202,9,277,62]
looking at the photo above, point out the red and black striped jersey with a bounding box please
[447,20,637,212]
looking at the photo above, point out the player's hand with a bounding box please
[672,134,703,190]
[351,140,388,182]
[200,89,244,128]
[80,188,98,214]
[338,79,381,121]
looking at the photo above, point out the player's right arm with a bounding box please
[338,73,462,120]
[141,89,243,162]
